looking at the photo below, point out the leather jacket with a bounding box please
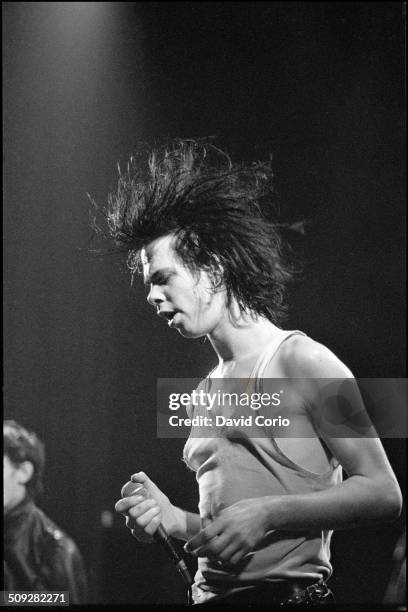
[4,498,87,604]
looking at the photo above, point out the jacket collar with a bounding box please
[4,496,35,531]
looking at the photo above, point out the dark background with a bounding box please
[3,1,406,607]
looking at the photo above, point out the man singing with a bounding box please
[111,140,402,607]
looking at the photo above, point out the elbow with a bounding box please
[380,480,403,522]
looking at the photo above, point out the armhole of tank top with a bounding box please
[255,331,341,478]
[270,438,341,479]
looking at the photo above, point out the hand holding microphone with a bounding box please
[116,473,193,587]
[116,471,173,539]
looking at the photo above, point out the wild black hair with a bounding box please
[102,139,300,324]
[3,420,45,500]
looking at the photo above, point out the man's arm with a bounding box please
[272,337,402,529]
[171,506,202,541]
[258,436,402,532]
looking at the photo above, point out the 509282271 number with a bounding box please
[1,591,69,606]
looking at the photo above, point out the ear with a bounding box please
[17,461,34,485]
[210,257,224,289]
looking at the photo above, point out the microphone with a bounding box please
[121,480,193,587]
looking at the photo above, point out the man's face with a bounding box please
[141,234,227,339]
[3,455,26,513]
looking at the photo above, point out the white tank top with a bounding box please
[183,330,343,603]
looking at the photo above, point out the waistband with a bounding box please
[193,580,334,607]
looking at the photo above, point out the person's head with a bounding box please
[103,139,297,337]
[3,420,45,511]
[140,233,230,338]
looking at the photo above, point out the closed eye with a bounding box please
[144,269,174,287]
[155,274,170,285]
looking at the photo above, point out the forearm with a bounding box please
[264,475,402,532]
[170,506,201,541]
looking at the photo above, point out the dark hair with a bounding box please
[3,420,45,499]
[102,139,300,324]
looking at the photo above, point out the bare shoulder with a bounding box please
[276,334,354,379]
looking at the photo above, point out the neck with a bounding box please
[207,307,283,364]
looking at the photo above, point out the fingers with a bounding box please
[216,543,248,566]
[128,500,162,534]
[130,471,149,485]
[118,494,162,532]
[187,533,231,560]
[188,535,248,565]
[187,535,248,565]
[121,496,159,521]
[114,471,165,544]
[115,493,143,515]
[184,519,224,552]
[184,521,250,566]
[228,549,249,566]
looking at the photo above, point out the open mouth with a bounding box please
[158,310,179,324]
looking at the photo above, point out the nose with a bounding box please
[146,284,164,306]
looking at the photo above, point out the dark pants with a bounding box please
[193,581,335,608]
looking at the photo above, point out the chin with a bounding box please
[176,326,206,340]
